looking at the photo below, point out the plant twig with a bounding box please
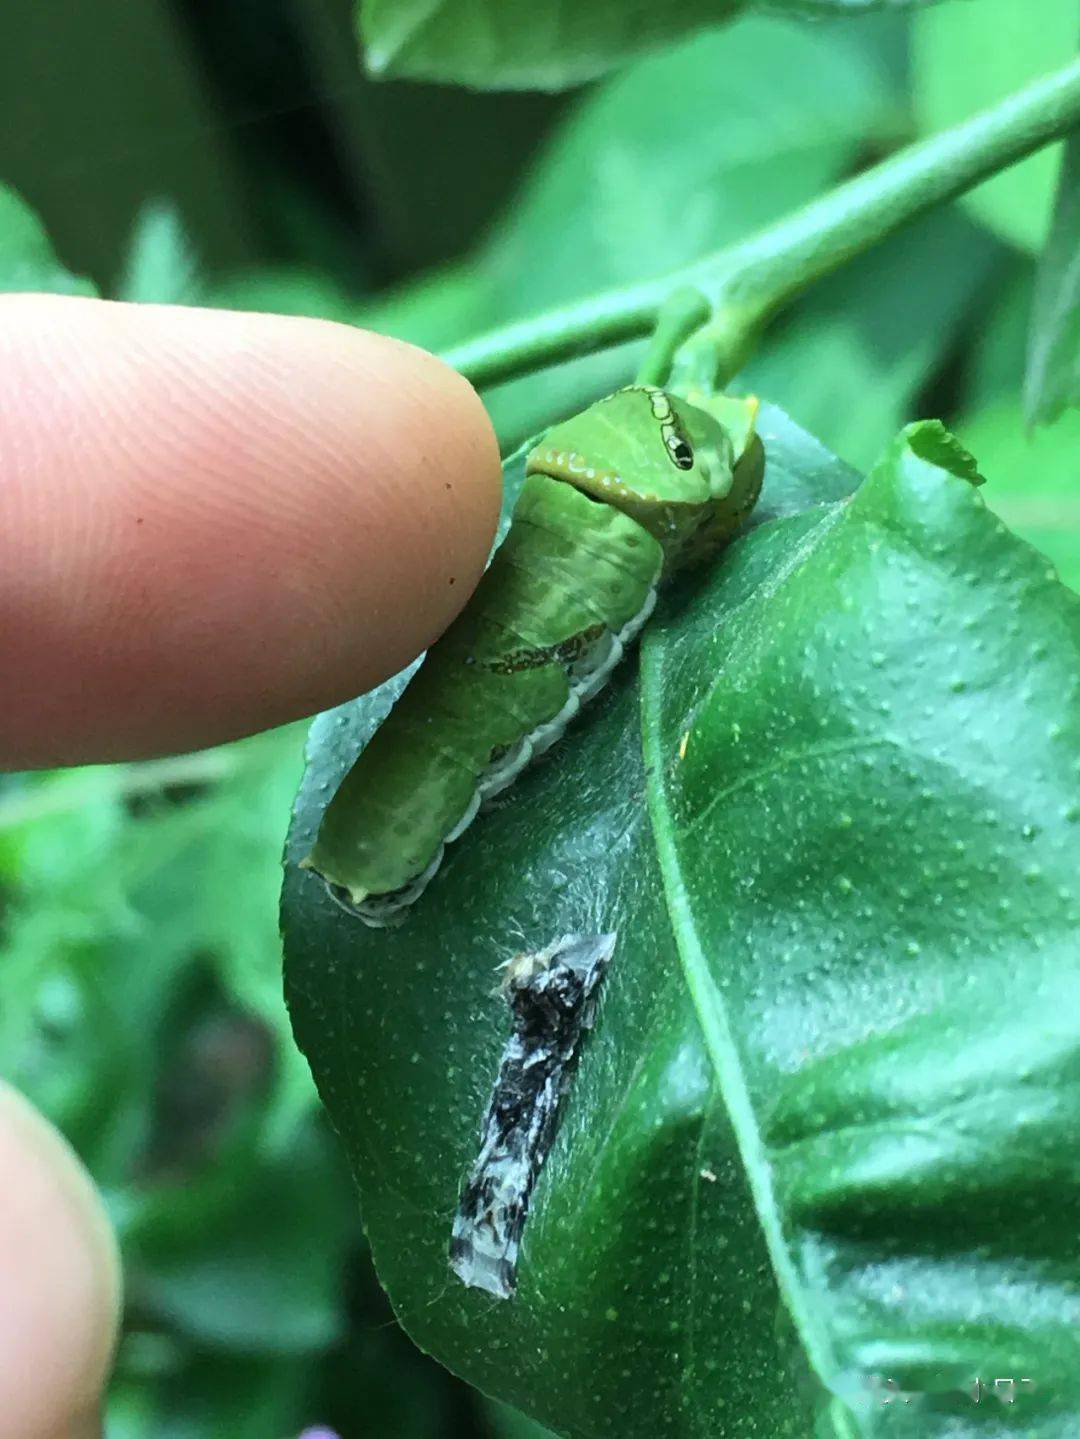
[441,58,1080,391]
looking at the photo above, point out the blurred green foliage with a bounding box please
[0,2,1077,1436]
[911,0,1074,252]
[1027,130,1080,424]
[358,0,937,91]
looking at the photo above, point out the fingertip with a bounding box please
[0,296,503,764]
[0,1083,121,1439]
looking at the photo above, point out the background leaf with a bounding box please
[124,1123,352,1353]
[954,401,1080,590]
[1,728,362,1436]
[484,18,899,310]
[368,15,905,448]
[911,0,1075,252]
[0,183,95,294]
[118,200,202,305]
[741,206,1003,470]
[359,0,943,90]
[1026,130,1080,424]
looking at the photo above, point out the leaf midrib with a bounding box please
[638,560,846,1427]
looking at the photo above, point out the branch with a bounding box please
[441,57,1080,391]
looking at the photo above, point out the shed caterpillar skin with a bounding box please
[450,931,617,1299]
[301,387,763,925]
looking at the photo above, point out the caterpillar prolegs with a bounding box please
[301,387,763,925]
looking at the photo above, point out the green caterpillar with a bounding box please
[302,386,763,925]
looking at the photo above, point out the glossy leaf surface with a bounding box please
[283,407,1080,1437]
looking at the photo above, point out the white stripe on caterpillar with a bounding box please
[328,583,659,927]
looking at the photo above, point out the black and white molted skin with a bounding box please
[334,586,659,928]
[449,932,616,1299]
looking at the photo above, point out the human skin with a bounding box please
[0,294,502,1437]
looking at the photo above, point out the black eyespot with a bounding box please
[667,436,694,470]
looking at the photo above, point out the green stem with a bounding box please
[705,58,1080,328]
[441,57,1080,391]
[635,286,713,385]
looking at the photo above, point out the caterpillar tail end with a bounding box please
[299,841,446,928]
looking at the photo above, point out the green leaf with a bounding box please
[0,183,95,295]
[741,207,1003,471]
[357,16,902,451]
[117,200,200,305]
[912,0,1075,252]
[0,726,310,1168]
[368,15,899,327]
[955,399,1080,592]
[964,262,1036,412]
[204,266,373,325]
[486,17,900,314]
[359,0,939,91]
[285,403,1080,1435]
[108,1350,311,1439]
[482,16,900,445]
[125,1122,356,1353]
[364,261,495,353]
[1026,130,1080,424]
[486,1399,562,1439]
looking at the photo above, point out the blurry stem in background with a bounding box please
[441,57,1080,394]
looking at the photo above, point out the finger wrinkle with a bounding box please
[0,296,500,763]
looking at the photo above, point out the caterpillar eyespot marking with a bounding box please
[302,389,763,922]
